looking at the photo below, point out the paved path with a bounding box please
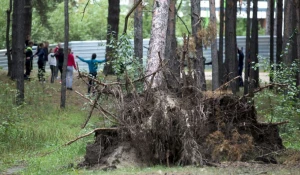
[205,72,270,83]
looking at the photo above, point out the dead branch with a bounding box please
[123,0,142,34]
[75,91,118,125]
[260,121,289,126]
[176,14,191,34]
[242,83,288,98]
[81,0,91,21]
[64,128,117,146]
[81,92,102,129]
[214,76,241,92]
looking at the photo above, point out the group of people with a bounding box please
[24,36,106,93]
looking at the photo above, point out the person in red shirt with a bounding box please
[66,48,77,90]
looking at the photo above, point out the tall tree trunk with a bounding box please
[165,0,179,88]
[266,0,271,35]
[244,0,251,95]
[134,0,143,64]
[12,0,25,105]
[103,0,120,75]
[295,0,300,98]
[249,0,259,96]
[210,0,219,90]
[24,0,32,39]
[283,0,297,65]
[145,0,170,88]
[270,0,274,83]
[191,0,206,90]
[6,0,12,77]
[61,0,69,108]
[218,0,224,85]
[225,0,238,94]
[276,0,283,64]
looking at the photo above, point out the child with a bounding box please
[76,54,105,93]
[34,43,46,82]
[48,48,56,83]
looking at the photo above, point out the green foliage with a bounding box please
[107,34,144,83]
[254,60,300,150]
[0,0,9,49]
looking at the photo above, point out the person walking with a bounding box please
[48,48,56,83]
[237,47,244,87]
[66,48,77,90]
[76,53,105,94]
[34,43,46,82]
[24,41,34,80]
[54,43,62,79]
[55,48,64,82]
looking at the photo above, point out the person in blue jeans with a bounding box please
[76,53,105,93]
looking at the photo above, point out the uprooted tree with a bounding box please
[67,0,286,169]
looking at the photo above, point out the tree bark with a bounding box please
[218,0,224,85]
[210,0,219,90]
[191,0,206,90]
[283,0,297,65]
[225,0,238,94]
[165,0,179,88]
[244,0,251,95]
[61,0,69,108]
[276,0,283,64]
[24,0,32,39]
[103,0,120,75]
[295,0,300,98]
[134,0,143,64]
[12,0,25,105]
[269,0,274,83]
[6,0,12,78]
[145,0,170,88]
[249,0,259,96]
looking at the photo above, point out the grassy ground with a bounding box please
[0,70,300,175]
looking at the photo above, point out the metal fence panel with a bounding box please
[0,36,276,71]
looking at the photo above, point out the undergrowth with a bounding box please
[0,71,100,174]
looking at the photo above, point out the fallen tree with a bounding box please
[72,39,285,169]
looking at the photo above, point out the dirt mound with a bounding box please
[79,88,284,168]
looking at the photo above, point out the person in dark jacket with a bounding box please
[237,47,244,87]
[43,41,49,68]
[76,53,105,93]
[34,43,46,82]
[55,48,64,81]
[24,41,34,80]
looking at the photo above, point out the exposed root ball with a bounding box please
[81,89,284,167]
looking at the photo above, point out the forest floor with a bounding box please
[0,70,299,175]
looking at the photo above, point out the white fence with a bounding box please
[0,36,276,71]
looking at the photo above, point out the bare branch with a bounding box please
[123,0,143,34]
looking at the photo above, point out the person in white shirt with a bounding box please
[48,48,57,83]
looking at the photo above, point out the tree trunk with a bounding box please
[6,0,12,77]
[210,0,219,90]
[218,0,224,86]
[134,0,143,64]
[249,0,259,96]
[145,0,170,88]
[225,0,238,94]
[265,0,271,35]
[244,0,251,95]
[165,0,179,88]
[61,0,69,108]
[283,0,297,65]
[295,0,300,98]
[276,0,283,64]
[191,0,206,90]
[270,0,274,83]
[103,0,120,75]
[24,0,32,39]
[12,0,25,105]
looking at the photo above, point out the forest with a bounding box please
[0,0,300,174]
